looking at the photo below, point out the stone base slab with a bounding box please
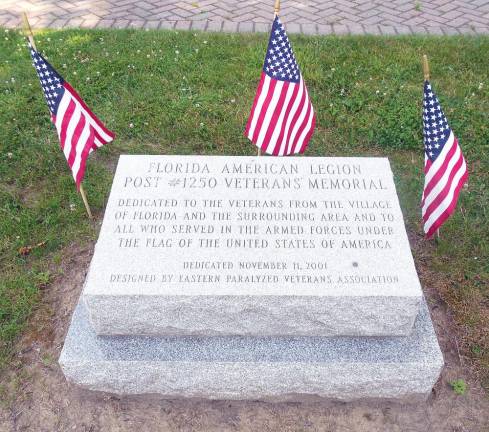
[59,299,443,401]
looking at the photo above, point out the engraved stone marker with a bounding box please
[83,155,423,336]
[61,154,444,401]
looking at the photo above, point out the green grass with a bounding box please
[0,29,488,383]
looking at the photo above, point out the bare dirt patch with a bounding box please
[0,232,488,432]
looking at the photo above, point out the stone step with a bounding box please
[59,299,443,401]
[83,155,423,337]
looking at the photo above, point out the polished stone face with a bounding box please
[83,155,422,337]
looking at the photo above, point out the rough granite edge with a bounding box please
[84,293,422,337]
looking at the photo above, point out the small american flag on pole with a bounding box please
[245,16,315,156]
[28,43,115,190]
[421,80,468,238]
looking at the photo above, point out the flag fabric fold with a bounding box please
[421,80,468,238]
[28,43,115,189]
[245,16,315,156]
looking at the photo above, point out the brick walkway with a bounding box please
[1,0,489,34]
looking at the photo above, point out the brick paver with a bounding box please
[1,0,489,34]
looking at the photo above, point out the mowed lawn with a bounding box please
[0,29,488,387]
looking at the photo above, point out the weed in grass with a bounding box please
[450,379,468,395]
[41,352,55,367]
[34,271,51,289]
[471,345,483,356]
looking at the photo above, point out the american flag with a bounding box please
[28,43,115,189]
[421,81,468,238]
[245,16,315,156]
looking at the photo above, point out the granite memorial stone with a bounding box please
[82,155,423,337]
[59,155,444,401]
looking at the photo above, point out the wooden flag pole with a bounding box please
[22,12,93,220]
[422,55,440,239]
[422,54,430,81]
[79,184,93,219]
[22,12,36,49]
[274,0,281,16]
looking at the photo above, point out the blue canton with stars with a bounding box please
[263,17,300,83]
[423,81,452,162]
[28,42,65,115]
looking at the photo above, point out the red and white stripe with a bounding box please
[52,82,115,189]
[245,72,315,156]
[422,131,468,238]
